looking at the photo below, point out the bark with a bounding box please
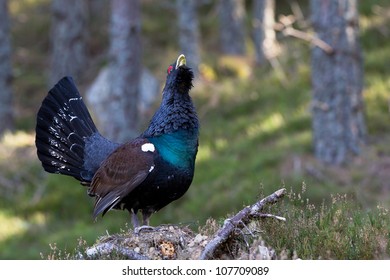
[176,0,200,76]
[88,0,106,17]
[50,0,88,86]
[252,0,277,65]
[311,0,366,165]
[106,0,142,142]
[0,0,13,134]
[218,0,246,55]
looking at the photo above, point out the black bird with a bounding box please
[35,54,199,228]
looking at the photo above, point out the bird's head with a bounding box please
[143,54,198,137]
[163,54,194,95]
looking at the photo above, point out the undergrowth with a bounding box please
[40,186,390,260]
[261,184,390,259]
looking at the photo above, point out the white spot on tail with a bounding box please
[141,143,155,153]
[69,97,82,102]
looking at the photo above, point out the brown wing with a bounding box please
[89,138,156,218]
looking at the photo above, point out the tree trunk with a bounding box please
[50,0,88,86]
[218,0,246,55]
[0,0,13,135]
[176,0,200,76]
[106,0,141,142]
[85,67,160,137]
[311,0,366,165]
[88,0,106,17]
[252,0,277,65]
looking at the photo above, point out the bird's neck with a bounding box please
[143,91,198,136]
[142,91,199,168]
[148,129,198,169]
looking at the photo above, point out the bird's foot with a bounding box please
[134,225,155,235]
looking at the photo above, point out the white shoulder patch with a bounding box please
[141,143,155,153]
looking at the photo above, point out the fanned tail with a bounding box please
[36,76,108,182]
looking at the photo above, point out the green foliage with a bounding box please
[1,0,389,259]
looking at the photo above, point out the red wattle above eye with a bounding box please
[167,65,173,74]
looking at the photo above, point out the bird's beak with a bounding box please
[176,54,186,69]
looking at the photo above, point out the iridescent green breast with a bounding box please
[148,130,198,169]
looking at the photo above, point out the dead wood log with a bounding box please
[85,242,150,260]
[199,188,286,260]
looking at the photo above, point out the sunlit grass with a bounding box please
[1,131,34,148]
[0,211,28,242]
[196,145,212,163]
[364,74,390,134]
[246,113,285,138]
[9,0,50,15]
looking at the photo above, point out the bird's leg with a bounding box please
[130,209,140,229]
[134,210,154,235]
[142,211,152,226]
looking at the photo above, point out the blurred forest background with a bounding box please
[0,0,389,259]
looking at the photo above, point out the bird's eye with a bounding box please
[167,65,173,75]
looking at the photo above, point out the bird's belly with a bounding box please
[119,164,194,214]
[143,173,192,205]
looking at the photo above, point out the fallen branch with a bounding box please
[85,242,150,260]
[199,188,286,260]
